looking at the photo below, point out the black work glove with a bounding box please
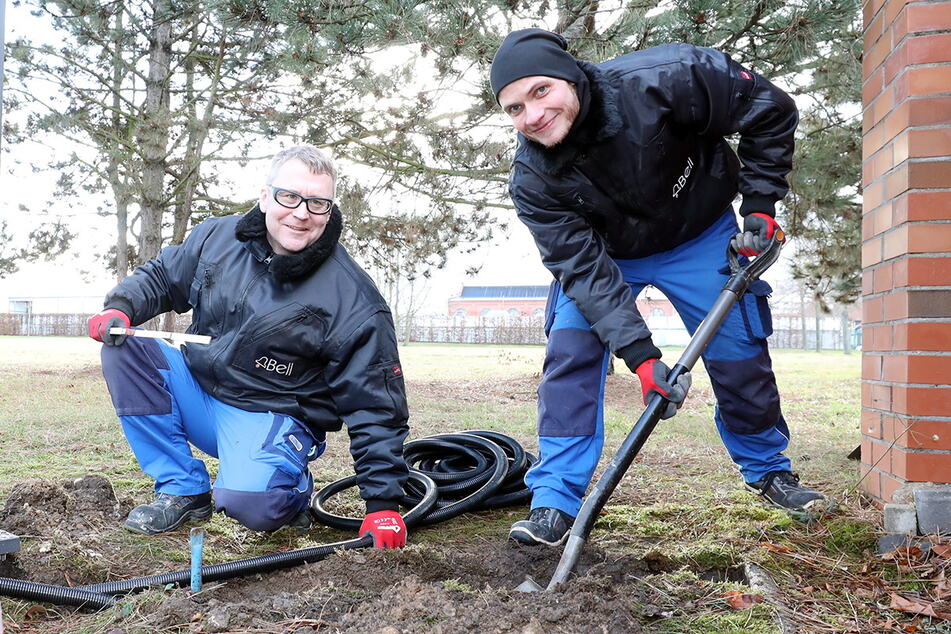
[731,213,785,257]
[633,358,691,420]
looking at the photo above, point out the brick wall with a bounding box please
[447,297,677,318]
[447,298,547,317]
[861,0,951,504]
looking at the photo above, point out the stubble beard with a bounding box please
[533,91,581,149]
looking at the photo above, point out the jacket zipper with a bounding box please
[208,262,271,395]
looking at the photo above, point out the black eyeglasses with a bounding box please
[268,186,334,215]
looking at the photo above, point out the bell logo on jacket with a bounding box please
[254,355,294,376]
[671,157,695,199]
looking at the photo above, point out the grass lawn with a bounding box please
[0,336,931,633]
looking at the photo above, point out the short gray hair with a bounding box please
[266,145,337,191]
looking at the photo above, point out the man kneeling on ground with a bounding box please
[88,145,409,548]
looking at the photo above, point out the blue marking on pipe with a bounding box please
[190,527,206,592]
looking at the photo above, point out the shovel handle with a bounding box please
[727,233,784,279]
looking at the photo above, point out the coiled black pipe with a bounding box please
[313,431,535,528]
[0,431,532,610]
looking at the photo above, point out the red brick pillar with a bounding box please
[861,0,951,505]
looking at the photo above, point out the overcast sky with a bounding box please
[1,3,804,318]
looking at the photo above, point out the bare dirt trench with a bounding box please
[0,474,772,633]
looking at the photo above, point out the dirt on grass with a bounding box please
[0,474,674,633]
[3,369,929,633]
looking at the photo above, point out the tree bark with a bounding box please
[841,309,852,355]
[111,8,130,281]
[137,0,173,264]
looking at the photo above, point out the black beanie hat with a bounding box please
[490,28,585,102]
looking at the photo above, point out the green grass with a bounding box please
[0,336,880,633]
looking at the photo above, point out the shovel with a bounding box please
[517,235,784,592]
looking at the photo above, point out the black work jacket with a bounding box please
[104,210,408,511]
[509,43,797,363]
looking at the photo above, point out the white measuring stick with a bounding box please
[109,327,212,345]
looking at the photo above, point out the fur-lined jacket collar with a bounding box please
[234,204,343,282]
[516,60,624,176]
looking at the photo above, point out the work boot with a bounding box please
[123,492,213,535]
[746,471,826,513]
[285,508,315,532]
[509,507,574,547]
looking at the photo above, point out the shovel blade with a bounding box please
[515,576,545,592]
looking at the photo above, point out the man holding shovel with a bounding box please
[490,29,826,547]
[87,145,409,547]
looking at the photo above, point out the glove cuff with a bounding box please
[104,298,135,323]
[738,196,777,217]
[365,499,400,513]
[618,338,662,373]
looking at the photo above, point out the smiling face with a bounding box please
[259,158,335,255]
[497,75,580,147]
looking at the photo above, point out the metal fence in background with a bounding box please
[0,313,191,337]
[0,313,859,351]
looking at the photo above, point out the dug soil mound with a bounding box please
[131,546,654,634]
[0,475,133,585]
[0,476,666,633]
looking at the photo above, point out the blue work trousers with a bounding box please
[100,337,325,531]
[526,211,792,517]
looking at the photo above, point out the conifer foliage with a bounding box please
[3,0,860,297]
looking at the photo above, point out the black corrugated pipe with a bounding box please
[79,535,377,596]
[0,431,532,610]
[313,431,535,528]
[0,577,116,609]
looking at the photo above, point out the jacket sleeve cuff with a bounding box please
[738,196,777,217]
[104,297,135,322]
[365,499,401,513]
[617,338,662,373]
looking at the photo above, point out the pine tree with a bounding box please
[4,0,861,297]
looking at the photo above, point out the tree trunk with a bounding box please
[799,287,808,350]
[110,9,130,281]
[841,309,852,355]
[556,0,599,38]
[137,0,173,264]
[814,304,822,352]
[171,16,225,246]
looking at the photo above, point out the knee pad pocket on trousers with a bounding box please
[739,280,774,340]
[537,329,604,437]
[255,414,323,478]
[101,338,173,416]
[705,347,781,435]
[213,488,308,531]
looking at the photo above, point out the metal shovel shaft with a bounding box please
[541,239,783,591]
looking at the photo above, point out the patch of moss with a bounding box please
[823,516,878,557]
[442,578,476,593]
[682,541,738,570]
[599,501,791,542]
[657,604,777,634]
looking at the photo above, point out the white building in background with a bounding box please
[0,260,114,315]
[6,295,104,314]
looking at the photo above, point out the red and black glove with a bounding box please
[732,213,786,257]
[359,510,407,549]
[87,308,131,346]
[634,358,691,420]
